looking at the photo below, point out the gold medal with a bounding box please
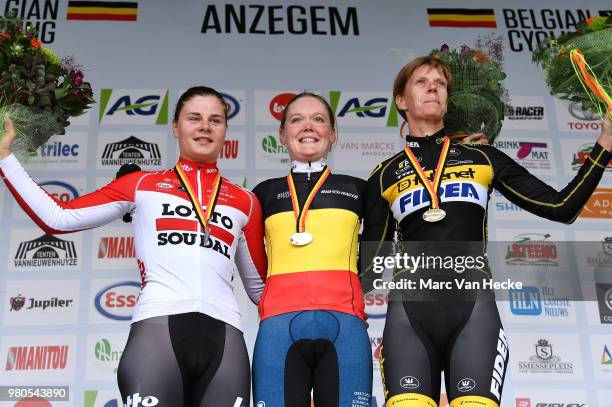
[289,232,313,246]
[422,208,446,222]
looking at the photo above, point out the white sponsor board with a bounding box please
[8,228,82,272]
[86,332,129,381]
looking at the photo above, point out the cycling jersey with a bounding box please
[0,154,267,331]
[253,169,365,320]
[361,129,611,407]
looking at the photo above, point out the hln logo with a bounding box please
[509,287,542,315]
[98,89,169,125]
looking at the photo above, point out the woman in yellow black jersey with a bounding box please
[362,56,612,407]
[252,93,372,407]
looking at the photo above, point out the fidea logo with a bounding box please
[98,89,169,124]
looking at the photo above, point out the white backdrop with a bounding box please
[0,1,611,406]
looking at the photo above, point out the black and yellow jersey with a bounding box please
[362,128,611,245]
[253,171,366,320]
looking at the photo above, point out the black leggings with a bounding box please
[117,312,250,407]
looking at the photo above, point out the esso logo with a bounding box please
[364,293,388,318]
[95,281,140,320]
[269,92,297,121]
[221,93,240,120]
[40,181,79,203]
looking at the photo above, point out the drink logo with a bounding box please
[580,188,612,219]
[505,233,558,267]
[457,378,476,392]
[6,345,69,371]
[493,139,553,174]
[399,376,419,389]
[94,282,140,321]
[596,283,612,324]
[14,234,78,268]
[269,92,296,121]
[100,136,162,167]
[518,339,574,374]
[98,89,169,125]
[10,295,26,311]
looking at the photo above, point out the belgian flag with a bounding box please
[67,1,138,21]
[427,8,496,28]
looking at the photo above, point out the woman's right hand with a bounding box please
[0,114,17,160]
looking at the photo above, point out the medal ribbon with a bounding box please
[174,165,222,233]
[287,166,331,233]
[403,137,450,210]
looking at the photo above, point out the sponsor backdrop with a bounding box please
[0,0,611,406]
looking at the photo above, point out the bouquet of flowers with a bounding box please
[429,35,508,143]
[532,15,611,120]
[0,12,94,157]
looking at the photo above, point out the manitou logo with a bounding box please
[98,237,136,259]
[5,345,69,370]
[125,393,159,407]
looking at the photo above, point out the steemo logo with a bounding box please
[95,338,122,362]
[261,135,288,155]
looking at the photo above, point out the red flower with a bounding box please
[30,38,41,48]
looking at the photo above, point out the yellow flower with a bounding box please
[40,46,61,66]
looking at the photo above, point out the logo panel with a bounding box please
[86,333,128,381]
[254,90,299,125]
[23,131,87,170]
[8,229,82,272]
[89,280,140,324]
[217,132,246,170]
[333,133,402,172]
[502,96,548,130]
[97,132,167,170]
[92,226,137,270]
[255,132,290,170]
[560,138,612,176]
[579,188,612,220]
[554,99,603,133]
[510,333,583,380]
[493,137,556,176]
[329,91,400,127]
[4,280,79,326]
[98,89,169,125]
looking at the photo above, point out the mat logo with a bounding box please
[99,89,169,125]
[329,91,400,127]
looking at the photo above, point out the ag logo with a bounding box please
[99,89,169,124]
[457,377,476,392]
[399,375,419,389]
[269,92,296,121]
[10,294,25,311]
[329,90,400,127]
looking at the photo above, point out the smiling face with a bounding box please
[280,96,336,162]
[172,95,227,163]
[395,64,448,126]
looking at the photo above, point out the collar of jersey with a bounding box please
[405,128,446,147]
[291,158,327,173]
[177,156,219,172]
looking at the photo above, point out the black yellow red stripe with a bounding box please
[67,1,138,21]
[427,8,496,28]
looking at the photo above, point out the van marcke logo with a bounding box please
[100,136,162,167]
[98,236,135,259]
[505,233,558,267]
[5,345,69,371]
[579,188,612,219]
[518,339,574,374]
[98,89,169,124]
[329,91,399,127]
[95,338,122,362]
[596,283,612,324]
[14,234,78,268]
[94,281,140,321]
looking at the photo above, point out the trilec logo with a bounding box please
[98,236,136,259]
[98,89,169,125]
[269,92,297,121]
[40,180,80,202]
[125,393,159,407]
[5,345,68,371]
[30,141,79,158]
[221,93,240,120]
[94,282,140,321]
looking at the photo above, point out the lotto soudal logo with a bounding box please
[518,339,574,374]
[505,105,544,120]
[9,295,74,311]
[596,283,612,324]
[98,236,135,259]
[579,188,612,219]
[125,393,159,407]
[399,376,419,389]
[94,338,122,363]
[14,234,78,268]
[98,89,169,125]
[5,345,69,370]
[269,93,296,121]
[571,143,612,171]
[501,8,594,52]
[505,233,558,267]
[100,136,162,167]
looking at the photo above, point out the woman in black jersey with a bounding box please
[361,56,612,407]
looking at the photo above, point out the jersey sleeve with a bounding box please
[360,162,396,293]
[234,190,267,304]
[0,153,138,234]
[486,142,611,223]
